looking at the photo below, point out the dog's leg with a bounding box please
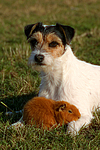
[67,115,93,135]
[38,78,51,99]
[38,89,50,99]
[5,110,23,116]
[8,116,24,129]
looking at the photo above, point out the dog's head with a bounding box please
[24,22,75,71]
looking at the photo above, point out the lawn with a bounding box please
[0,0,100,149]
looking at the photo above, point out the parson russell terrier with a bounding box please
[24,22,100,134]
[11,22,100,135]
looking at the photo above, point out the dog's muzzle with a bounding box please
[34,54,44,65]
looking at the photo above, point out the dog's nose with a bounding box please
[35,54,44,63]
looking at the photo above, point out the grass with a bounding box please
[0,0,100,149]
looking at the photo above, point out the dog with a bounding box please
[23,97,81,130]
[24,22,100,135]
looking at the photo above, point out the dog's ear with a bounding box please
[24,24,35,38]
[55,103,67,112]
[56,23,75,45]
[24,22,43,39]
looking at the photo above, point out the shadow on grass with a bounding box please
[0,92,38,123]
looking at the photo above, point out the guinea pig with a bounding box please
[23,97,81,130]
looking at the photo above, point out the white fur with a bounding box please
[28,45,100,135]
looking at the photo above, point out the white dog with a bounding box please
[24,22,100,134]
[11,22,100,134]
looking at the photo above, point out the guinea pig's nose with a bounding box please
[35,54,44,63]
[78,116,81,119]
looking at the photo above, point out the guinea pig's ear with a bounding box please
[57,103,66,112]
[56,23,75,45]
[24,22,42,40]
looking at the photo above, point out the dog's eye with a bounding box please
[30,39,38,47]
[68,110,72,113]
[49,41,59,47]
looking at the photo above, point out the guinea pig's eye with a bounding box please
[49,41,59,47]
[30,39,38,47]
[68,110,72,113]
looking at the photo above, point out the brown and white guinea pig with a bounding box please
[23,97,81,130]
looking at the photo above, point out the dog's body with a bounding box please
[24,22,100,134]
[39,45,100,133]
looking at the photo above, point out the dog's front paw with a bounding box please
[11,122,24,129]
[8,116,24,130]
[67,116,92,136]
[67,120,79,136]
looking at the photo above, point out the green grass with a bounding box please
[0,0,100,149]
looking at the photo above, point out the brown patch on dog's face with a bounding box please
[44,33,65,58]
[29,32,65,58]
[28,31,43,49]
